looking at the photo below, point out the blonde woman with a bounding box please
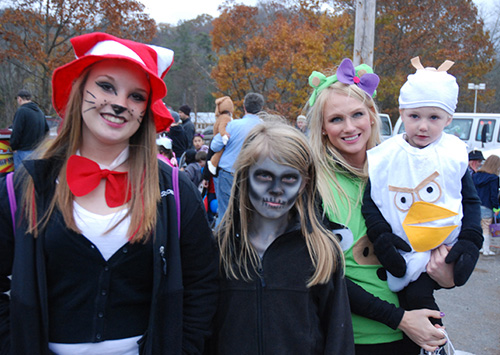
[473,154,500,256]
[306,58,451,354]
[0,32,217,354]
[210,121,354,354]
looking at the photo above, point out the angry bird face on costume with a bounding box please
[389,171,458,252]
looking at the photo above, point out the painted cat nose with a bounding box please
[111,104,126,115]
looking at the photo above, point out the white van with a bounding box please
[379,113,392,141]
[393,113,500,157]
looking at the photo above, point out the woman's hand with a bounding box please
[398,309,447,351]
[428,244,455,288]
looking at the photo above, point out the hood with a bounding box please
[472,171,498,187]
[22,102,42,113]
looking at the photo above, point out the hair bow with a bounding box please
[308,58,380,106]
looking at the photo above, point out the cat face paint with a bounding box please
[248,157,303,221]
[81,59,150,149]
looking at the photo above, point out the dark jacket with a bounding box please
[167,125,189,159]
[181,118,195,149]
[0,158,218,355]
[472,171,500,210]
[10,102,48,151]
[209,229,354,355]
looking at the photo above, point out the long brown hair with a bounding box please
[217,121,343,287]
[23,63,160,243]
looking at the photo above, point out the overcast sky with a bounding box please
[140,0,258,25]
[140,0,495,26]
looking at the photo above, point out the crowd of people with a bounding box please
[0,31,495,355]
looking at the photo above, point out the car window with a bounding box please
[444,118,472,141]
[380,116,392,136]
[397,118,473,142]
[475,119,495,142]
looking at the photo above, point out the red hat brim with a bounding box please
[52,55,173,133]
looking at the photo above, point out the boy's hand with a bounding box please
[373,232,412,277]
[445,239,479,286]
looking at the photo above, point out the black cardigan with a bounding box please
[0,158,218,354]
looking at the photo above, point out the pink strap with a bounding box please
[6,172,16,236]
[172,167,180,238]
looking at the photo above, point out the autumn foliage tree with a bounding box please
[371,0,496,119]
[155,15,217,113]
[211,0,353,119]
[0,0,156,126]
[212,0,495,121]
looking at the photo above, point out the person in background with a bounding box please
[472,154,500,256]
[179,105,195,149]
[210,92,264,228]
[468,149,484,175]
[156,136,177,167]
[295,114,309,135]
[182,149,206,191]
[0,32,217,354]
[10,89,49,169]
[166,110,188,164]
[193,133,209,153]
[209,121,354,354]
[307,58,451,354]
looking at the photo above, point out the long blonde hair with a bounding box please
[22,63,160,243]
[217,121,343,287]
[478,155,500,175]
[306,81,381,221]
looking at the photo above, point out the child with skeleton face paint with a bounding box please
[0,33,218,354]
[210,120,354,354]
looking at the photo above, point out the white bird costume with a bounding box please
[367,132,468,291]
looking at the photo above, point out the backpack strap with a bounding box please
[172,167,180,239]
[6,172,16,236]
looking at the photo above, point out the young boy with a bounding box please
[362,57,482,329]
[183,149,206,192]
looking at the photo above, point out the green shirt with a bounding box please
[324,172,402,344]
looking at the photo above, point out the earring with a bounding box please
[322,131,327,135]
[371,121,374,125]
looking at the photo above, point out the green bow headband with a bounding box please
[308,59,379,106]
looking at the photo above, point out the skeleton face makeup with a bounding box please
[248,157,303,221]
[81,59,150,150]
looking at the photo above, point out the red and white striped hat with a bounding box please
[52,32,174,132]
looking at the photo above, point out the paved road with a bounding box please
[435,237,500,355]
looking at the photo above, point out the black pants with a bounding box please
[398,272,442,325]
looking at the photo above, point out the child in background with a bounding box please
[193,133,209,153]
[156,136,177,167]
[206,96,235,175]
[362,57,482,351]
[183,149,206,191]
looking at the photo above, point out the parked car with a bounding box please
[379,113,392,141]
[201,125,214,145]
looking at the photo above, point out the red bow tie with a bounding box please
[66,155,131,207]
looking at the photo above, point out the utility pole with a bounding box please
[353,0,376,67]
